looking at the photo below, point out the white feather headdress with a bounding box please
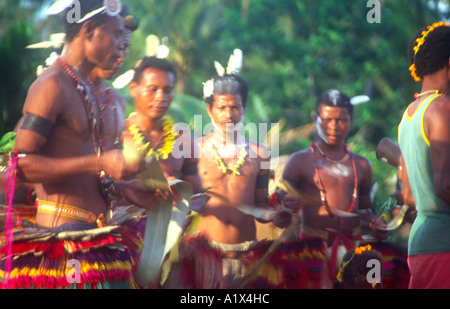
[113,34,171,89]
[213,49,243,77]
[204,49,243,98]
[350,95,370,106]
[46,0,122,23]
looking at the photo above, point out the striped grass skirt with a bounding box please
[0,218,145,289]
[161,236,326,289]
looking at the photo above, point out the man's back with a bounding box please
[399,93,450,256]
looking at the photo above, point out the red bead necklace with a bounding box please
[310,142,358,218]
[55,57,105,153]
[55,57,117,210]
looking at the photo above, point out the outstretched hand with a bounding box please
[370,216,389,240]
[281,193,303,213]
[101,149,146,181]
[273,208,293,229]
[117,178,171,210]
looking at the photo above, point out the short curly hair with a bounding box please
[132,56,177,84]
[407,24,450,79]
[315,89,353,119]
[204,74,249,108]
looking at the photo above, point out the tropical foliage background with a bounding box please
[0,0,448,209]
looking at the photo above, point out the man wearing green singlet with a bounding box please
[400,21,450,289]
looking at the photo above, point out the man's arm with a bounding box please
[399,154,415,207]
[280,152,304,213]
[253,143,292,228]
[356,155,373,211]
[16,150,141,183]
[181,154,203,194]
[428,101,450,206]
[254,142,271,209]
[15,74,142,183]
[355,155,387,236]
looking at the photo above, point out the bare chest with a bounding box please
[48,90,104,155]
[199,151,259,189]
[314,159,357,188]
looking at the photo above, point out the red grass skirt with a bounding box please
[243,238,326,289]
[370,242,410,289]
[0,218,145,289]
[160,236,326,289]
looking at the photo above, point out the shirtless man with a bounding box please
[196,72,289,243]
[281,89,385,284]
[88,12,137,152]
[192,69,290,287]
[122,56,202,192]
[0,1,172,289]
[86,14,159,207]
[14,0,148,231]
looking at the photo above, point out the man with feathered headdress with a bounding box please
[0,0,161,289]
[179,50,295,288]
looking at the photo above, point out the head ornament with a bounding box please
[203,49,243,99]
[409,21,450,82]
[46,0,122,23]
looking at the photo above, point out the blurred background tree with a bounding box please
[0,0,447,205]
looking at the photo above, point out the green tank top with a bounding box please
[398,93,450,256]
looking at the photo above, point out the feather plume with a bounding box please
[46,0,74,15]
[231,49,243,74]
[350,95,370,106]
[112,69,135,89]
[214,61,225,77]
[226,54,235,75]
[146,34,161,57]
[26,33,65,50]
[157,45,170,59]
[78,7,106,23]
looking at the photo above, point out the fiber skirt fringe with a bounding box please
[0,218,145,289]
[370,242,410,289]
[244,238,326,289]
[161,236,326,289]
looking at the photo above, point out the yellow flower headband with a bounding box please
[336,245,372,283]
[410,21,450,82]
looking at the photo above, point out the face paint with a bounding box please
[315,117,330,145]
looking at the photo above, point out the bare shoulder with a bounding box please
[24,66,68,119]
[286,148,312,166]
[426,95,450,136]
[349,151,373,184]
[350,151,372,168]
[427,94,450,113]
[282,147,312,180]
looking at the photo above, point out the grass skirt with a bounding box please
[160,236,326,289]
[0,217,145,289]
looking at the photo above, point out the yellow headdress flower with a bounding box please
[336,245,373,283]
[354,244,372,255]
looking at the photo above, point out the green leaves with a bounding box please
[0,131,15,168]
[0,131,15,153]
